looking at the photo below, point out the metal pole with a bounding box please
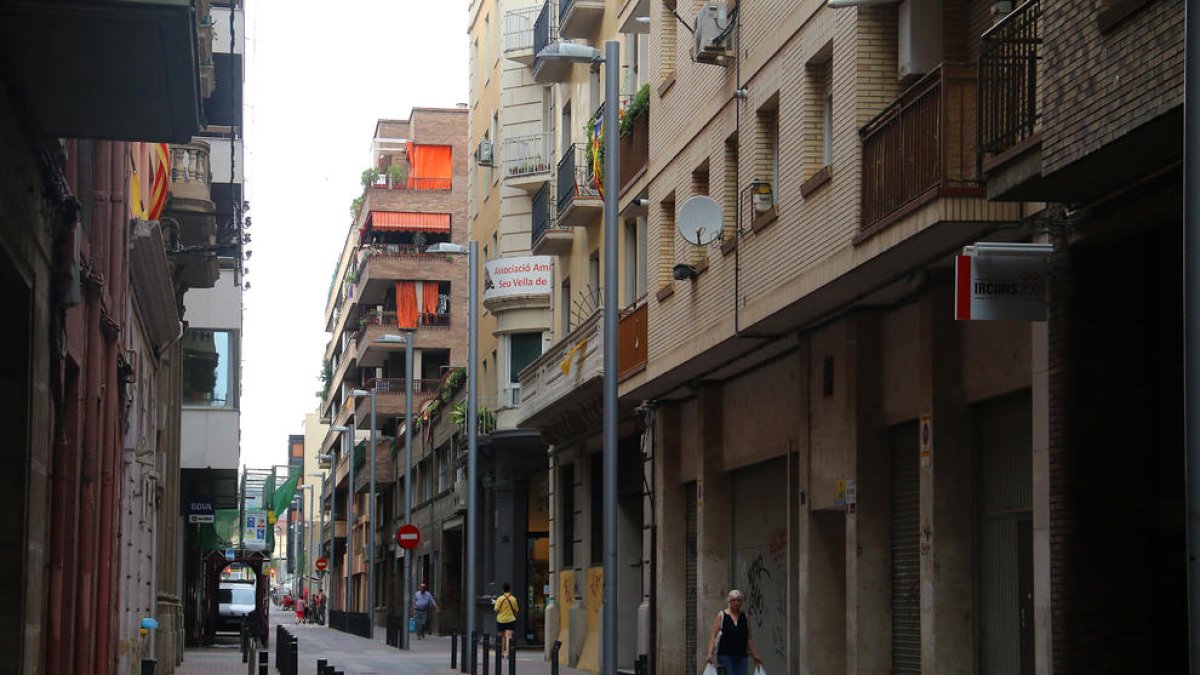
[601,39,620,675]
[369,390,378,638]
[320,474,326,598]
[467,240,480,649]
[329,441,337,611]
[403,331,415,649]
[347,411,356,612]
[1185,0,1200,670]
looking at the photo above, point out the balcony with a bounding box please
[503,132,554,190]
[355,378,441,426]
[323,519,348,541]
[531,182,573,255]
[505,5,541,64]
[532,2,571,83]
[355,311,454,368]
[558,0,604,39]
[556,144,602,227]
[163,141,219,289]
[978,0,1044,200]
[352,440,396,493]
[859,64,984,234]
[365,176,453,192]
[518,310,604,440]
[0,0,201,142]
[355,246,460,307]
[617,304,647,381]
[618,107,649,196]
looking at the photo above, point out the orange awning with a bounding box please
[369,211,451,232]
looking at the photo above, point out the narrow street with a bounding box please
[177,608,589,675]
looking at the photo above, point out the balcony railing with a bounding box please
[504,132,554,180]
[364,377,441,395]
[859,64,980,231]
[168,141,211,200]
[367,176,453,191]
[557,144,600,215]
[532,182,554,240]
[505,5,540,53]
[359,311,451,331]
[979,0,1041,159]
[619,108,649,194]
[533,1,552,58]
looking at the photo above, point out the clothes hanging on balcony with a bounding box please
[396,281,418,330]
[422,282,439,322]
[407,143,453,189]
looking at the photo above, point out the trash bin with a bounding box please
[140,658,156,675]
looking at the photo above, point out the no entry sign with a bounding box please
[315,557,328,572]
[396,524,420,550]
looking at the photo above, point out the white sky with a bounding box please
[239,1,469,471]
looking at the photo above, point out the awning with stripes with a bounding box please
[368,211,451,232]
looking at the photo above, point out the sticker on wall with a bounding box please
[920,413,933,467]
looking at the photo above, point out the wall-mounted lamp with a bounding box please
[673,263,699,281]
[751,180,774,214]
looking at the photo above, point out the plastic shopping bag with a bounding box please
[408,616,417,633]
[701,664,718,675]
[754,665,768,675]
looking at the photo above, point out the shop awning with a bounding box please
[368,211,451,232]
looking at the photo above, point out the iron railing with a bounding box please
[504,132,554,179]
[368,176,452,191]
[557,144,599,214]
[533,1,552,58]
[532,181,567,246]
[560,0,574,19]
[859,64,979,230]
[364,377,441,395]
[979,0,1041,158]
[504,5,540,52]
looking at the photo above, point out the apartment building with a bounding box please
[516,1,1185,674]
[465,0,562,647]
[318,110,469,630]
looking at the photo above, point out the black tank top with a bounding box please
[717,611,749,656]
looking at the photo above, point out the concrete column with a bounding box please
[918,282,973,675]
[846,313,891,675]
[654,405,686,674]
[1031,313,1052,675]
[695,384,729,651]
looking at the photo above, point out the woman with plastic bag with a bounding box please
[704,590,764,675]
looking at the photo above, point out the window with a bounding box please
[637,217,647,298]
[561,277,572,336]
[183,329,237,407]
[561,101,573,160]
[590,454,603,565]
[756,100,780,207]
[588,251,600,309]
[560,463,575,568]
[438,445,449,493]
[723,134,739,241]
[624,220,639,306]
[659,1,676,85]
[508,332,542,405]
[657,197,676,287]
[805,44,834,181]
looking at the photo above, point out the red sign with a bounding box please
[314,557,328,572]
[396,524,421,550]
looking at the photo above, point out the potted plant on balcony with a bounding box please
[387,164,408,188]
[361,167,380,188]
[619,84,650,137]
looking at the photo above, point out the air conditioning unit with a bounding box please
[475,140,495,167]
[453,479,468,512]
[692,1,732,65]
[898,0,943,79]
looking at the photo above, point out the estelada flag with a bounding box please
[146,143,169,220]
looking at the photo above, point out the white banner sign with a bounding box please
[244,510,268,551]
[483,256,553,302]
[955,254,1048,321]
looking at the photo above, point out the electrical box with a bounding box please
[898,0,943,80]
[475,139,494,167]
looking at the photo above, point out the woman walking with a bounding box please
[706,590,763,675]
[492,582,520,659]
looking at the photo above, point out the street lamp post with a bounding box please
[424,241,478,644]
[329,424,350,612]
[376,331,414,648]
[539,40,620,673]
[309,472,327,598]
[351,387,379,639]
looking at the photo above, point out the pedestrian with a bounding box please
[705,590,763,675]
[492,582,519,659]
[293,595,306,625]
[411,582,439,639]
[317,591,327,625]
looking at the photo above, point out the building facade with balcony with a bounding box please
[318,110,469,630]
[494,1,653,672]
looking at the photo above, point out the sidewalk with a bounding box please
[272,609,590,675]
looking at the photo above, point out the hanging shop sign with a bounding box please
[955,243,1052,321]
[185,497,215,524]
[483,256,553,302]
[244,510,269,551]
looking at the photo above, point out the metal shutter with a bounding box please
[891,423,921,673]
[685,481,698,675]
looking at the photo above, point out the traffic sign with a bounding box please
[396,524,420,550]
[315,557,328,572]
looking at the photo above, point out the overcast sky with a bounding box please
[240,1,469,471]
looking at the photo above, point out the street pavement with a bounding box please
[175,606,592,675]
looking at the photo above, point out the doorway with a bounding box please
[0,254,30,670]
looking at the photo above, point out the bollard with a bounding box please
[550,640,562,675]
[470,631,479,675]
[259,651,268,675]
[482,633,491,675]
[509,646,516,675]
[274,626,282,669]
[460,632,469,673]
[317,658,327,674]
[495,632,503,675]
[289,638,299,675]
[451,633,459,669]
[241,619,248,663]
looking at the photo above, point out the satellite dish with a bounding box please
[676,196,722,246]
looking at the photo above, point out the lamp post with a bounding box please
[308,471,327,598]
[535,40,619,673]
[376,331,415,648]
[350,387,378,638]
[301,485,314,599]
[424,241,478,643]
[329,424,350,611]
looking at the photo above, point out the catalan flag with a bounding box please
[147,143,170,220]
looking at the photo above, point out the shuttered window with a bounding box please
[891,423,921,673]
[685,481,698,675]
